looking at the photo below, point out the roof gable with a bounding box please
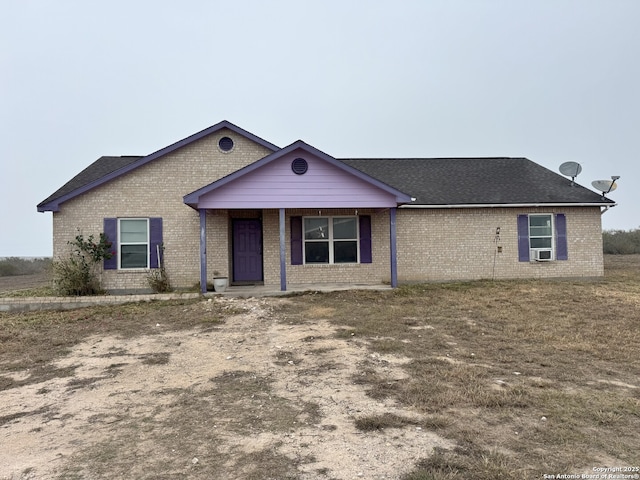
[184,141,414,209]
[37,120,279,212]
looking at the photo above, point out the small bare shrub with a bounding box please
[52,232,113,296]
[146,269,171,293]
[146,244,171,293]
[52,256,102,296]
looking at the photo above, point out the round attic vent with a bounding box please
[291,158,308,175]
[218,136,234,152]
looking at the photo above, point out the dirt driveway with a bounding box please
[1,297,450,479]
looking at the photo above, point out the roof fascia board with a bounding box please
[400,202,616,209]
[38,120,280,212]
[184,140,413,208]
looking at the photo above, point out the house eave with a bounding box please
[400,202,616,209]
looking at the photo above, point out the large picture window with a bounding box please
[304,216,358,264]
[119,218,149,269]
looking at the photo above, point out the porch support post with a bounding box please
[279,208,287,291]
[199,209,207,294]
[390,207,398,288]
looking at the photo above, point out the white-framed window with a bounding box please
[303,216,359,264]
[529,214,553,260]
[118,218,149,269]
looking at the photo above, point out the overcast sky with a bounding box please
[1,0,638,257]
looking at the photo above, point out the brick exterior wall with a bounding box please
[50,130,605,292]
[52,129,273,291]
[396,207,604,281]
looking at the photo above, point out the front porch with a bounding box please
[182,140,414,294]
[197,207,400,294]
[206,282,393,298]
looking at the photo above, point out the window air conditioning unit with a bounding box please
[534,249,553,262]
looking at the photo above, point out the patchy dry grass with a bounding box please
[278,255,640,478]
[1,255,639,479]
[58,371,320,479]
[354,413,420,431]
[0,269,53,296]
[0,300,230,391]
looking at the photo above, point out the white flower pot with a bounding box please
[213,277,228,293]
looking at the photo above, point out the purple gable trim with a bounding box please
[194,153,401,208]
[184,140,413,208]
[38,121,279,212]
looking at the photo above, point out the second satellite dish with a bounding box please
[591,179,618,194]
[559,161,582,186]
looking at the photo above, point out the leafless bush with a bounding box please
[0,257,51,277]
[603,227,640,254]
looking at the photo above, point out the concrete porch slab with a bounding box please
[206,283,392,298]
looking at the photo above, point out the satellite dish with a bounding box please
[559,161,582,186]
[591,178,619,198]
[591,180,615,192]
[559,161,582,177]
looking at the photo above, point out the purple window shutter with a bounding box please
[103,218,118,270]
[149,218,163,268]
[291,216,303,265]
[556,213,568,260]
[517,215,530,262]
[359,215,372,263]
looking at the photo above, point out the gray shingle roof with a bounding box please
[340,157,612,205]
[37,156,142,210]
[38,154,613,212]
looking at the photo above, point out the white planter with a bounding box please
[213,277,228,293]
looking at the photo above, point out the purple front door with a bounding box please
[233,219,263,283]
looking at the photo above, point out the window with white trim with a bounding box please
[119,218,149,269]
[303,216,358,264]
[529,214,553,259]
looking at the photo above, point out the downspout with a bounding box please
[600,204,617,215]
